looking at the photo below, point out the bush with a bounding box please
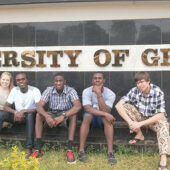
[0,146,39,170]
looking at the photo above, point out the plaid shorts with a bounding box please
[43,110,68,128]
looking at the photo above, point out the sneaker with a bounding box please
[31,150,43,158]
[66,150,76,164]
[78,151,88,163]
[107,152,117,165]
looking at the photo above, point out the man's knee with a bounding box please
[82,114,92,125]
[0,113,4,121]
[0,112,13,122]
[102,117,113,127]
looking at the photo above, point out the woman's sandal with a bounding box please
[129,138,144,144]
[128,132,144,144]
[157,164,167,170]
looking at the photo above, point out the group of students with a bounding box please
[0,71,169,170]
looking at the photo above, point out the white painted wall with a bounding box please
[0,1,170,23]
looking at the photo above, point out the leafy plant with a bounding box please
[100,145,107,154]
[0,146,39,170]
[86,145,95,153]
[55,142,62,151]
[42,142,51,152]
[117,144,134,154]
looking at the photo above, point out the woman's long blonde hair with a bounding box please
[0,72,14,91]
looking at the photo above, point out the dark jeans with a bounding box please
[0,111,36,149]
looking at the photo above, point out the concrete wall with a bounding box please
[0,1,170,120]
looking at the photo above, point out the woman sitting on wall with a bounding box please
[0,72,14,129]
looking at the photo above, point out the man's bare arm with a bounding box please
[36,100,50,119]
[93,85,111,112]
[64,99,81,118]
[4,102,16,114]
[36,100,56,127]
[84,105,115,123]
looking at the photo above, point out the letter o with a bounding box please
[94,50,111,66]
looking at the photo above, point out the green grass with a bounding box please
[39,151,160,170]
[0,144,169,170]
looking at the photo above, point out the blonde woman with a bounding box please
[0,72,13,128]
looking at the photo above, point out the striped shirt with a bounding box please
[41,85,79,111]
[122,84,166,117]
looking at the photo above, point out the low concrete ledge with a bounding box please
[0,121,168,152]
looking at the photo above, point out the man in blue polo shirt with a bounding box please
[116,71,170,170]
[78,72,117,165]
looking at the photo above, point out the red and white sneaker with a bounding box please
[66,150,76,164]
[31,150,43,158]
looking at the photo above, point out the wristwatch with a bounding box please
[62,112,67,119]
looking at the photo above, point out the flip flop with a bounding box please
[129,138,144,145]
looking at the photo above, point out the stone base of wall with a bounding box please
[0,121,168,152]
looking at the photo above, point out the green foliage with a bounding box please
[117,145,134,154]
[55,142,62,151]
[6,122,13,129]
[42,142,51,152]
[0,146,39,170]
[0,140,5,149]
[144,149,157,156]
[72,146,78,153]
[100,146,107,154]
[86,145,95,153]
[0,141,23,150]
[9,141,23,150]
[0,143,168,170]
[86,145,105,154]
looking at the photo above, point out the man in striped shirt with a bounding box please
[32,73,81,164]
[116,72,170,170]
